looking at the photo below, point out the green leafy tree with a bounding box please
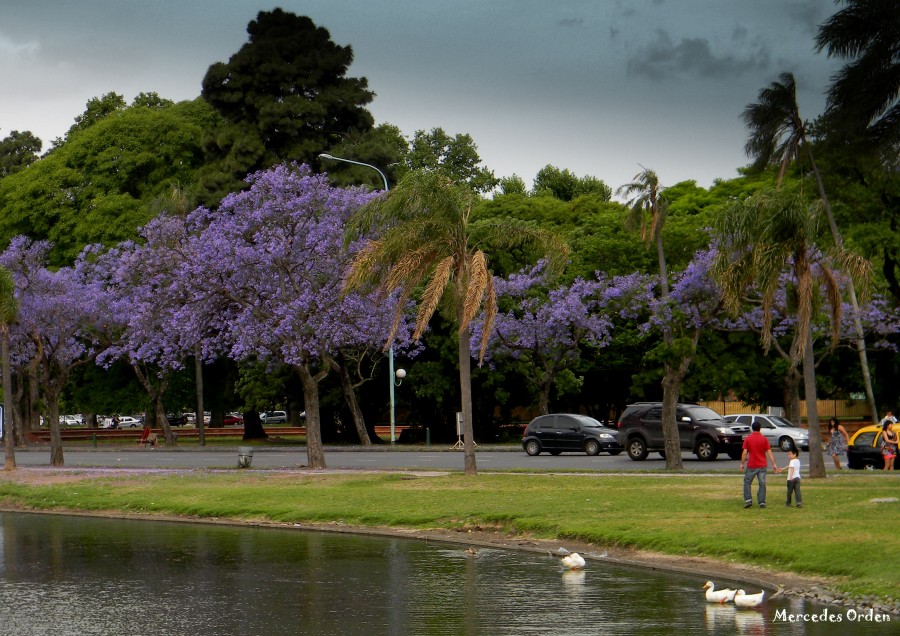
[816,0,900,148]
[0,130,42,178]
[0,98,218,265]
[200,9,375,202]
[713,187,870,478]
[402,128,498,193]
[57,92,128,147]
[344,170,566,475]
[533,165,612,201]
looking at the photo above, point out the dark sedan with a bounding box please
[522,414,623,456]
[847,425,890,470]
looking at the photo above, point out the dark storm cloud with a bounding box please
[626,29,770,80]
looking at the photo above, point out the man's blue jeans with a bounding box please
[743,467,767,505]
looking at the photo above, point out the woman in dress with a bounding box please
[826,417,849,470]
[881,420,898,471]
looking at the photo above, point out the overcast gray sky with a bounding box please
[0,0,841,193]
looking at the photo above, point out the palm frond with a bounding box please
[413,255,455,340]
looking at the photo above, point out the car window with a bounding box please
[571,415,603,428]
[853,431,877,447]
[646,408,662,420]
[769,416,796,428]
[734,415,751,425]
[755,417,775,429]
[685,406,724,422]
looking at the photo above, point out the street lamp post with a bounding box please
[318,153,399,443]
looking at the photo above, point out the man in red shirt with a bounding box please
[740,421,778,508]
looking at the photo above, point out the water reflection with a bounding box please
[0,512,884,635]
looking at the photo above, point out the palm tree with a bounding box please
[617,168,690,470]
[743,72,879,423]
[618,168,669,297]
[816,0,900,147]
[0,266,18,470]
[713,188,870,478]
[344,169,566,475]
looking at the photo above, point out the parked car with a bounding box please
[724,413,809,451]
[847,424,891,470]
[59,415,83,426]
[522,414,623,456]
[166,413,187,427]
[223,413,244,426]
[616,402,744,461]
[117,416,142,428]
[260,411,288,424]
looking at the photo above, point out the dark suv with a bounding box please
[522,414,623,456]
[616,402,744,461]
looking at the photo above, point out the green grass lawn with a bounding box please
[0,470,896,605]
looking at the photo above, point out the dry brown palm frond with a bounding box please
[385,247,433,294]
[461,251,489,331]
[343,240,384,293]
[413,255,455,340]
[820,265,843,346]
[794,249,814,358]
[477,273,497,365]
[383,288,412,352]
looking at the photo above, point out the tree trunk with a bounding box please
[194,347,205,447]
[47,391,63,467]
[295,363,326,469]
[2,328,15,471]
[242,411,267,439]
[806,146,878,423]
[783,368,802,426]
[660,363,684,471]
[131,364,175,446]
[338,359,371,445]
[458,325,477,476]
[802,329,826,478]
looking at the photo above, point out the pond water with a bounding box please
[0,512,889,635]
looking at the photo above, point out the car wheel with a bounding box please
[550,450,562,456]
[779,437,794,452]
[658,450,666,459]
[607,449,622,456]
[695,437,719,461]
[626,437,649,461]
[584,440,601,456]
[727,449,743,461]
[524,440,541,456]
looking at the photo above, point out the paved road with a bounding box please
[12,446,828,472]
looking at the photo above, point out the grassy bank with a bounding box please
[0,470,897,604]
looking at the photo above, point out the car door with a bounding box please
[555,415,584,451]
[530,415,559,450]
[641,407,665,446]
[676,407,696,448]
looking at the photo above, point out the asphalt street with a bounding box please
[11,446,830,472]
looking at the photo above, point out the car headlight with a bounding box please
[716,427,733,435]
[598,434,614,440]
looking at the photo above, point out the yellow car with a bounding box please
[847,424,894,469]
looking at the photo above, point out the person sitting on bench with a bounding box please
[137,425,158,448]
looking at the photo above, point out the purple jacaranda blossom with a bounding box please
[183,163,412,467]
[0,237,104,466]
[473,261,654,414]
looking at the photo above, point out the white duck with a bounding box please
[561,552,586,569]
[734,589,765,608]
[703,580,737,603]
[552,547,586,569]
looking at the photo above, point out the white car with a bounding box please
[725,414,810,451]
[59,415,83,426]
[116,416,143,428]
